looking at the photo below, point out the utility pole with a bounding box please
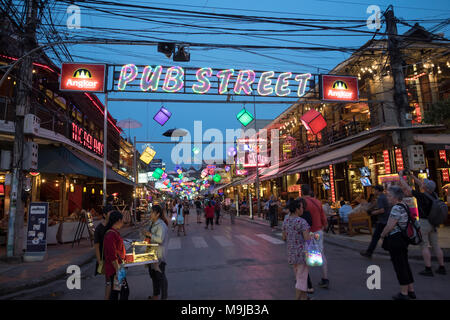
[253,95,260,220]
[6,0,38,259]
[385,6,413,173]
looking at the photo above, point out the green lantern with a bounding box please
[152,168,164,179]
[213,174,222,183]
[236,107,254,127]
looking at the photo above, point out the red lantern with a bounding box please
[300,109,327,135]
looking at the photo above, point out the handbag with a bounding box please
[304,239,323,267]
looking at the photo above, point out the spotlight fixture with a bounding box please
[173,44,190,62]
[158,43,175,58]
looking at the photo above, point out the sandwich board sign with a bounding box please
[24,202,49,262]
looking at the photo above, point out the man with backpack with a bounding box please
[398,171,447,276]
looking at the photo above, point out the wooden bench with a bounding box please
[347,212,372,236]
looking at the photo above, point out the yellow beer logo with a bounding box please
[332,80,348,90]
[73,68,92,79]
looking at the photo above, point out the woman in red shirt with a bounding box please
[204,201,215,230]
[103,211,128,300]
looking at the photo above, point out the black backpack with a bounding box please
[424,193,448,227]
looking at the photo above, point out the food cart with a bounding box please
[123,239,159,267]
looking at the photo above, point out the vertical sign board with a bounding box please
[329,165,336,203]
[24,202,49,262]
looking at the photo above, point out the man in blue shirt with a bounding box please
[361,185,391,258]
[339,201,353,223]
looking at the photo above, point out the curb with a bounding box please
[0,225,140,298]
[236,216,450,262]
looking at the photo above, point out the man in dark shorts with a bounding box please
[195,198,203,223]
[183,198,190,225]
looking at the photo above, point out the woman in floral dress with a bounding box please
[282,198,312,300]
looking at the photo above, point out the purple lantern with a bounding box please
[153,106,172,126]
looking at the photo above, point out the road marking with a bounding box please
[235,234,259,245]
[213,235,233,247]
[168,237,181,250]
[192,236,208,248]
[255,234,284,245]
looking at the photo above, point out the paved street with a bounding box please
[5,215,450,300]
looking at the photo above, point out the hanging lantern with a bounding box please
[192,146,200,155]
[152,168,164,179]
[227,147,237,157]
[100,190,103,195]
[236,107,254,127]
[213,174,222,183]
[140,146,156,164]
[300,108,327,135]
[70,184,75,193]
[83,186,87,193]
[153,106,172,126]
[92,188,95,194]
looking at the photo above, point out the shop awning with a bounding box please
[413,134,450,148]
[38,146,135,186]
[285,135,381,174]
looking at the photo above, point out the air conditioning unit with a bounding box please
[0,150,11,170]
[24,114,40,135]
[23,142,38,170]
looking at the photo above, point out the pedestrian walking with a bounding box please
[171,200,177,232]
[229,199,236,224]
[397,171,447,276]
[183,198,190,226]
[380,186,416,300]
[103,211,129,300]
[301,184,329,289]
[214,198,222,225]
[205,200,215,230]
[195,198,203,223]
[269,196,279,231]
[282,199,312,300]
[361,185,392,258]
[144,205,169,300]
[176,201,186,236]
[94,209,111,299]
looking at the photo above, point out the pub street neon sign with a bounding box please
[115,64,313,98]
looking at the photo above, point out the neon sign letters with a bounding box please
[71,122,104,156]
[116,64,312,98]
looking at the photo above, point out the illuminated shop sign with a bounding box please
[71,122,104,156]
[60,63,106,92]
[115,64,313,98]
[383,150,391,174]
[329,165,336,203]
[395,148,404,171]
[321,75,359,102]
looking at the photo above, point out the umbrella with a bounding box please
[117,118,143,138]
[163,128,188,137]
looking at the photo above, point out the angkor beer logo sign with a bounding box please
[321,75,358,102]
[60,63,106,92]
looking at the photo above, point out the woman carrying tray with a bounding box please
[144,205,169,300]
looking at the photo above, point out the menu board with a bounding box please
[26,202,49,253]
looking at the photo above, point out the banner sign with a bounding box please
[60,63,106,92]
[320,75,359,102]
[113,64,318,98]
[26,202,49,253]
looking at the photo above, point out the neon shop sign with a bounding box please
[115,64,313,98]
[71,122,104,156]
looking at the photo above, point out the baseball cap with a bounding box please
[423,179,436,193]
